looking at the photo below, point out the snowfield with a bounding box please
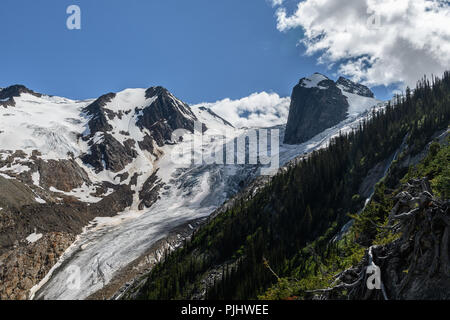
[0,93,92,159]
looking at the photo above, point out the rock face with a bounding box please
[283,73,375,145]
[0,176,37,210]
[319,178,450,300]
[0,85,41,100]
[336,77,374,98]
[81,86,199,172]
[376,179,450,300]
[284,73,349,144]
[81,92,137,173]
[137,86,198,147]
[83,93,116,134]
[0,85,41,108]
[82,133,138,173]
[138,170,164,210]
[37,159,91,192]
[0,183,134,255]
[0,232,76,300]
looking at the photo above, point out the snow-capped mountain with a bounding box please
[284,73,382,144]
[0,76,385,300]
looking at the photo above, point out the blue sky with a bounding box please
[0,0,393,102]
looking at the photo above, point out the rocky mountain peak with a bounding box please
[0,84,41,100]
[336,77,374,98]
[284,73,379,145]
[143,86,195,120]
[138,86,199,147]
[0,85,42,107]
[82,92,117,134]
[284,74,349,145]
[145,86,171,99]
[81,86,200,173]
[298,73,332,89]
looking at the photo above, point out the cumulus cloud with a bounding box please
[194,92,291,128]
[275,0,450,89]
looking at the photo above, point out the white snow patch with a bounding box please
[338,85,383,117]
[0,163,31,174]
[31,171,40,186]
[49,184,104,203]
[0,173,13,179]
[104,88,153,113]
[300,73,329,89]
[26,232,43,244]
[35,196,46,204]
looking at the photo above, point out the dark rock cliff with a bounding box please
[83,92,116,134]
[283,74,375,145]
[0,85,42,108]
[82,134,138,173]
[137,86,198,147]
[284,74,349,144]
[336,77,374,98]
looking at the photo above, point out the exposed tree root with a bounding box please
[310,178,449,300]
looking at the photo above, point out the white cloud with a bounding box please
[275,0,450,89]
[271,0,284,7]
[193,92,291,128]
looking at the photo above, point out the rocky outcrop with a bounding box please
[284,73,349,144]
[137,86,199,147]
[0,232,76,300]
[0,85,42,108]
[336,77,374,98]
[0,176,133,298]
[83,93,116,134]
[0,85,41,100]
[0,176,37,211]
[37,159,91,192]
[0,179,133,254]
[138,170,164,210]
[316,178,450,300]
[0,98,15,108]
[81,92,140,173]
[283,73,376,145]
[82,134,138,173]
